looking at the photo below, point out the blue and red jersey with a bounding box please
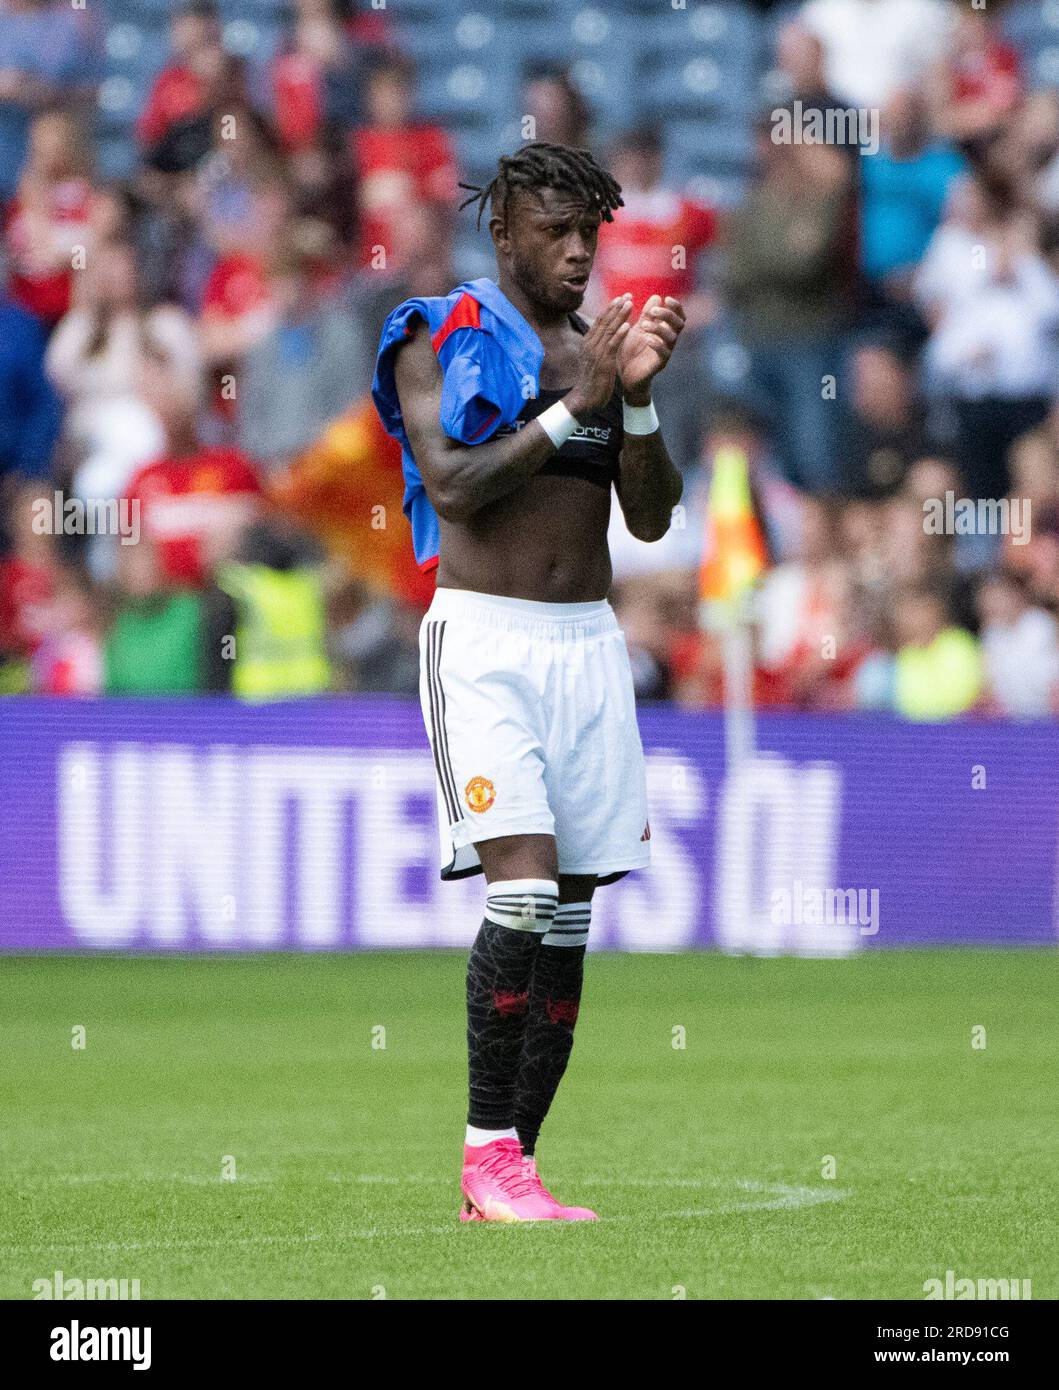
[371,277,545,572]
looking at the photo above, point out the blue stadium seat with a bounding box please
[95,131,140,182]
[416,58,516,132]
[117,0,182,19]
[454,225,497,282]
[493,0,560,18]
[1033,45,1059,88]
[1001,0,1059,49]
[636,49,757,120]
[104,20,169,83]
[568,61,638,139]
[113,0,289,33]
[636,2,765,58]
[667,115,755,178]
[396,11,572,74]
[218,0,292,21]
[96,73,144,129]
[386,0,473,19]
[516,11,639,76]
[455,123,512,178]
[222,17,285,61]
[394,13,501,68]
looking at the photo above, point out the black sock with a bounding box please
[465,880,557,1131]
[514,902,590,1155]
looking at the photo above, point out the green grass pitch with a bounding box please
[1,949,1056,1300]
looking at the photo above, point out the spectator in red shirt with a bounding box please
[335,0,391,50]
[349,53,458,272]
[0,479,63,679]
[270,1,364,153]
[4,109,96,326]
[594,126,718,473]
[126,378,263,588]
[595,125,717,319]
[932,5,1021,154]
[271,32,328,158]
[28,573,102,695]
[136,1,226,150]
[200,245,275,358]
[194,120,292,420]
[267,0,400,141]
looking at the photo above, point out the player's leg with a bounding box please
[502,613,650,1221]
[465,832,558,1144]
[513,872,596,1160]
[418,594,558,1151]
[419,590,606,1220]
[459,832,564,1221]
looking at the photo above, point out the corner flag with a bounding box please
[698,444,768,619]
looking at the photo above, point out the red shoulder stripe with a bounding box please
[466,408,499,441]
[431,292,481,353]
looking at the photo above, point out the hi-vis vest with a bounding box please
[218,563,331,701]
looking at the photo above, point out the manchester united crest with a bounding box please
[465,775,496,813]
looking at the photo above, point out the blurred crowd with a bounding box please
[2,0,1059,719]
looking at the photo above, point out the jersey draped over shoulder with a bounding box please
[371,278,545,573]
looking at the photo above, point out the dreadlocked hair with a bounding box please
[457,142,624,230]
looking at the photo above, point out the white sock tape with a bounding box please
[542,901,591,948]
[485,878,559,932]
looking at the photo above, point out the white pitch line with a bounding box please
[0,1172,835,1191]
[0,1181,846,1256]
[0,1224,458,1257]
[664,1181,846,1218]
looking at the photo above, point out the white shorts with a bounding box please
[418,586,651,883]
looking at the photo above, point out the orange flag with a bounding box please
[699,444,768,620]
[268,395,435,609]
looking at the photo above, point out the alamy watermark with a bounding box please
[31,492,140,546]
[771,881,880,936]
[923,492,1030,545]
[771,100,880,155]
[923,1270,1031,1300]
[33,1268,141,1300]
[49,1321,151,1370]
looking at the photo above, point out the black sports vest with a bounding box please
[492,313,624,490]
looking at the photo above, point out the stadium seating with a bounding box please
[93,0,767,195]
[1002,0,1059,88]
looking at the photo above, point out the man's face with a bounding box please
[492,187,602,314]
[610,145,660,194]
[367,72,411,130]
[172,14,217,62]
[30,114,73,177]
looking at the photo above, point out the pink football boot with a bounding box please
[460,1148,598,1222]
[522,1156,598,1221]
[459,1138,560,1222]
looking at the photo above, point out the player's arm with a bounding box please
[616,295,685,542]
[393,299,631,524]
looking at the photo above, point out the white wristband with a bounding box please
[623,399,660,435]
[537,400,578,449]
